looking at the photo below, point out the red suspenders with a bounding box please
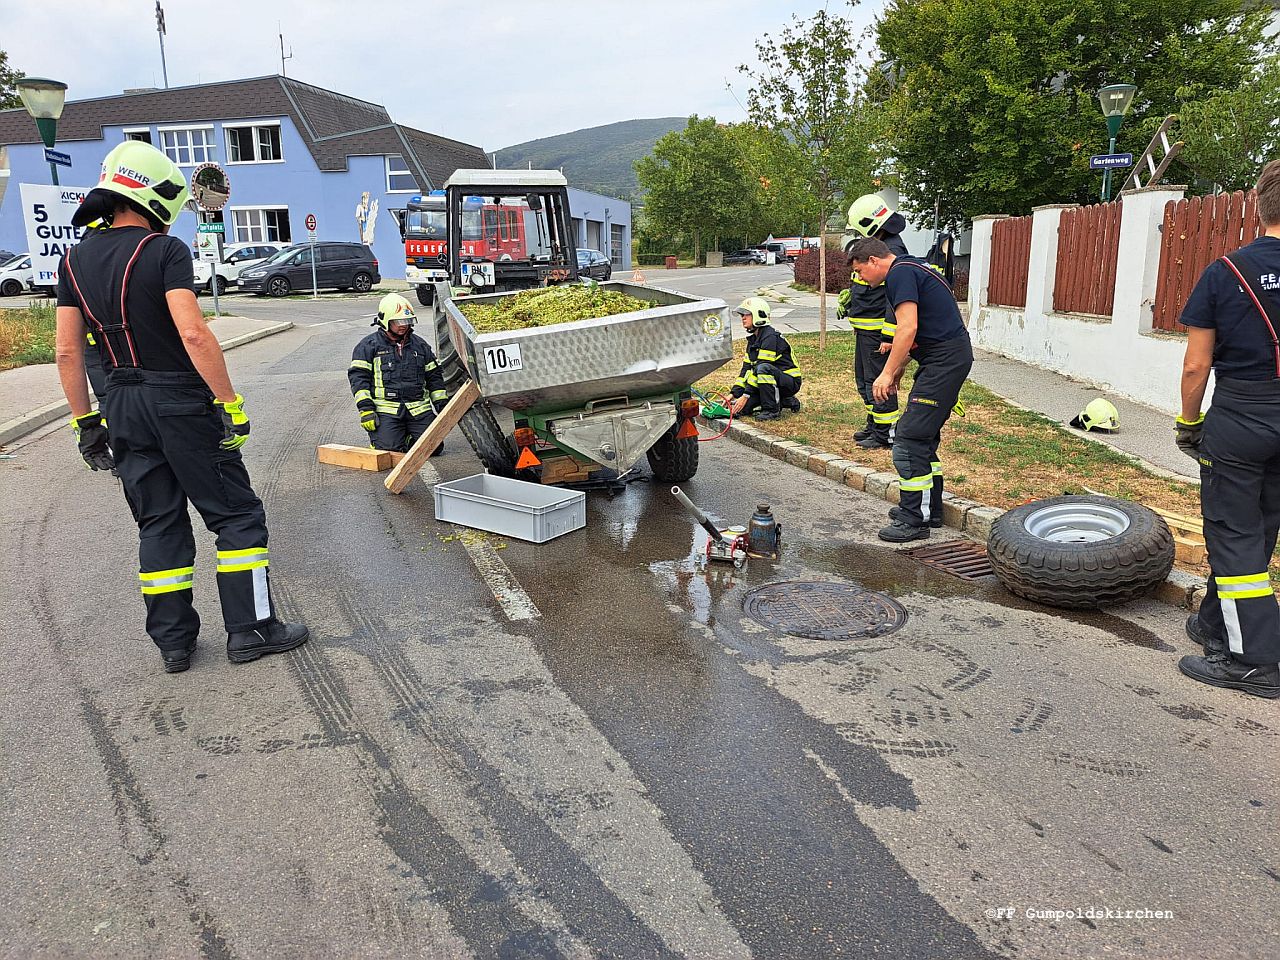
[1219,252,1280,379]
[64,232,162,370]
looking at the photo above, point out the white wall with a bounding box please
[967,186,1198,414]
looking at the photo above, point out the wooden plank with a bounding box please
[1151,506,1204,535]
[538,456,601,485]
[385,380,481,494]
[1174,536,1206,565]
[318,444,391,472]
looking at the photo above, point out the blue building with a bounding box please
[0,76,631,277]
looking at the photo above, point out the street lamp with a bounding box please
[1097,82,1137,202]
[16,77,68,187]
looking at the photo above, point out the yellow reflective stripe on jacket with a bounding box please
[405,399,434,417]
[745,371,759,387]
[429,389,448,402]
[881,320,897,338]
[353,389,373,404]
[374,400,401,414]
[216,547,269,574]
[349,359,373,371]
[373,357,385,398]
[424,361,438,372]
[784,366,801,377]
[139,566,194,595]
[850,317,882,331]
[899,474,935,492]
[757,349,781,362]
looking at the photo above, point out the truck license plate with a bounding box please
[483,343,523,374]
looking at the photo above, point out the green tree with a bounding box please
[874,0,1272,226]
[740,9,881,349]
[634,116,759,262]
[1176,52,1280,192]
[0,50,23,110]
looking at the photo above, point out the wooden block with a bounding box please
[318,444,391,471]
[1174,535,1206,565]
[538,456,601,485]
[1151,506,1203,534]
[386,380,480,494]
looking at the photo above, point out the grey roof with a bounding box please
[0,75,490,191]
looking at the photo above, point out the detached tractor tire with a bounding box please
[987,495,1174,609]
[647,424,699,483]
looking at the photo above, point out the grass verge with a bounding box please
[697,331,1207,569]
[0,300,56,370]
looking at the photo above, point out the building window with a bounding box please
[232,207,291,244]
[226,123,283,163]
[386,154,418,193]
[159,127,215,166]
[123,128,152,144]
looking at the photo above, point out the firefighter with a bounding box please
[1175,159,1280,699]
[728,297,802,422]
[846,237,972,542]
[54,140,307,673]
[842,194,913,448]
[349,293,449,454]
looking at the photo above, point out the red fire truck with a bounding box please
[401,190,529,305]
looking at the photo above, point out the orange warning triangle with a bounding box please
[676,418,699,440]
[515,446,542,469]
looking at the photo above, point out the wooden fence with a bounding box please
[1053,201,1123,316]
[987,215,1033,307]
[1152,191,1262,331]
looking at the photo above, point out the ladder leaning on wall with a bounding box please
[1121,115,1184,193]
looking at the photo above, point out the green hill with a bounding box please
[496,118,686,200]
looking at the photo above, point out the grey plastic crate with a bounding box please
[433,474,586,543]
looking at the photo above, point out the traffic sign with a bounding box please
[44,148,72,168]
[197,222,224,234]
[1089,153,1134,171]
[305,213,317,232]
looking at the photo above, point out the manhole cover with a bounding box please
[901,540,995,581]
[742,580,908,641]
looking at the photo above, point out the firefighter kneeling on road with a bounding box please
[1174,158,1280,699]
[349,293,448,455]
[846,237,973,543]
[728,297,802,422]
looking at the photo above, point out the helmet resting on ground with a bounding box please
[735,296,771,327]
[72,140,190,229]
[1069,397,1120,433]
[845,193,894,239]
[376,293,416,331]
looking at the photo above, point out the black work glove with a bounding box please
[1175,414,1204,461]
[72,411,114,471]
[212,394,250,450]
[357,399,379,433]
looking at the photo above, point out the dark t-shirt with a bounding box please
[884,255,965,344]
[1179,236,1280,381]
[56,226,196,373]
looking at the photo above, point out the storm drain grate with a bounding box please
[743,581,908,641]
[901,540,995,581]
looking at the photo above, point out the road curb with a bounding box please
[0,320,294,447]
[702,414,1206,612]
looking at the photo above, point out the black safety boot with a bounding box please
[879,520,930,543]
[160,644,196,674]
[853,416,874,442]
[1185,614,1226,657]
[783,396,802,413]
[857,435,891,449]
[227,620,310,664]
[891,505,943,529]
[754,410,781,422]
[430,442,445,457]
[1178,652,1280,699]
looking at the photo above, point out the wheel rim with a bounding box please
[1023,502,1131,543]
[2,281,17,296]
[269,278,288,297]
[354,273,371,291]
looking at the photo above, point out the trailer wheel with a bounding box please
[460,402,517,477]
[647,425,699,482]
[415,285,434,307]
[432,303,469,394]
[987,495,1174,609]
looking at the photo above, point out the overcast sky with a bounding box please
[4,0,882,150]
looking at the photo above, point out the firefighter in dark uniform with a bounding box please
[841,194,913,449]
[1175,159,1280,698]
[847,237,972,542]
[349,293,449,454]
[54,141,308,674]
[728,297,802,422]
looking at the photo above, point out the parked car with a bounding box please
[193,243,282,295]
[237,242,380,297]
[723,249,767,266]
[576,248,612,281]
[0,254,33,297]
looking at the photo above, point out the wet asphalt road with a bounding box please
[2,285,1278,959]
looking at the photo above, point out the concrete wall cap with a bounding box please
[972,214,1011,222]
[1120,184,1188,196]
[1032,203,1082,212]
